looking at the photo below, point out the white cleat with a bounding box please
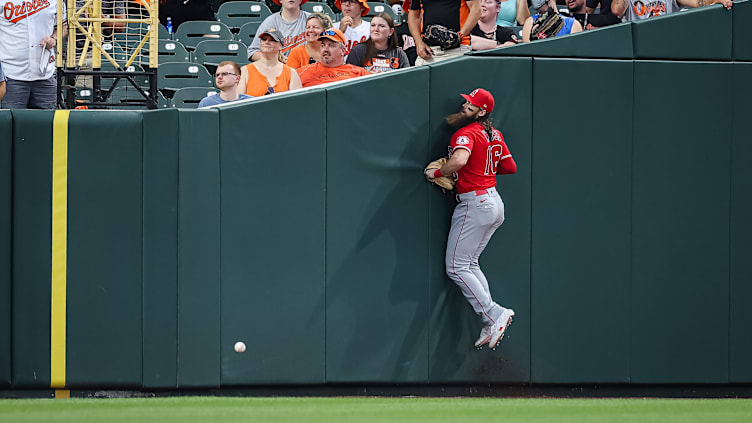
[488,308,515,350]
[474,325,492,349]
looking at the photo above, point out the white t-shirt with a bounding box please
[0,0,66,81]
[333,20,370,58]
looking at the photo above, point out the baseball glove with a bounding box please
[422,24,461,51]
[530,9,564,41]
[424,158,455,191]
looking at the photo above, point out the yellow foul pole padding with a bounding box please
[50,110,70,389]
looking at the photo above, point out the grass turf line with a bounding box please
[0,397,751,423]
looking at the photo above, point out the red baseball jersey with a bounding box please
[450,122,516,194]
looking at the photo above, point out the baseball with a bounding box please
[234,341,246,353]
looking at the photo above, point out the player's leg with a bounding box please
[0,78,33,109]
[469,193,505,295]
[28,76,57,110]
[445,199,503,327]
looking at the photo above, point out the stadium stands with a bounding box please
[174,21,234,50]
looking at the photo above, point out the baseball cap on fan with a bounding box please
[258,28,285,45]
[318,28,347,44]
[531,0,548,9]
[461,88,495,114]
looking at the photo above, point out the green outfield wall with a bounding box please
[2,4,751,389]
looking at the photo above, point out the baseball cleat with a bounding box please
[474,325,492,349]
[488,308,515,350]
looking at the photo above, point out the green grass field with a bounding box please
[1,397,751,423]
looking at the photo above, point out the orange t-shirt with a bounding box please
[287,44,313,69]
[244,63,293,97]
[297,62,369,88]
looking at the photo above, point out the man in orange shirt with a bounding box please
[297,28,370,88]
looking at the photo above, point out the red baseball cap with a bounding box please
[460,88,494,114]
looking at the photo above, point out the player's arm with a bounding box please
[677,0,732,8]
[497,141,517,175]
[611,0,629,17]
[442,149,471,175]
[460,0,481,37]
[409,8,433,59]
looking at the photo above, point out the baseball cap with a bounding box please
[335,0,371,16]
[272,0,309,5]
[318,28,347,45]
[460,88,495,114]
[531,0,547,9]
[258,28,285,46]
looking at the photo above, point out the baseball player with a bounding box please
[0,0,66,109]
[425,88,517,350]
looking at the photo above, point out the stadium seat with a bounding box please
[365,2,397,20]
[302,2,337,19]
[236,21,262,45]
[99,41,130,65]
[108,86,169,109]
[98,63,150,90]
[157,62,214,96]
[192,40,249,72]
[171,87,221,108]
[114,33,150,57]
[159,23,171,39]
[158,40,191,63]
[217,1,273,30]
[125,21,171,40]
[174,21,233,50]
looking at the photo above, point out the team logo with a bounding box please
[3,0,51,23]
[456,136,470,145]
[469,88,479,97]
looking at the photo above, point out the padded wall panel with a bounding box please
[0,111,11,386]
[730,63,752,382]
[476,22,633,59]
[142,109,179,388]
[427,57,531,382]
[11,111,54,387]
[733,1,752,61]
[65,111,143,387]
[176,110,221,388]
[631,61,731,383]
[219,92,326,385]
[326,69,430,382]
[530,59,632,383]
[632,6,732,60]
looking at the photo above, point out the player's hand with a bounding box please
[416,40,433,60]
[340,16,353,32]
[41,36,56,50]
[424,168,435,180]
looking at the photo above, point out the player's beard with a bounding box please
[445,110,477,128]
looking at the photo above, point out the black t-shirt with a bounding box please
[470,25,517,44]
[394,23,417,66]
[578,0,621,28]
[411,0,463,32]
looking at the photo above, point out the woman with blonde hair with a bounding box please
[238,28,303,96]
[286,12,334,69]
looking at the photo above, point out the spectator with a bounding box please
[297,28,370,87]
[0,0,67,109]
[346,13,411,73]
[568,0,620,29]
[471,0,519,51]
[198,61,252,108]
[611,0,731,20]
[496,0,531,27]
[76,0,126,36]
[0,63,5,103]
[239,29,303,96]
[248,0,311,61]
[334,0,371,57]
[522,0,582,42]
[393,0,418,66]
[287,13,334,69]
[408,0,481,65]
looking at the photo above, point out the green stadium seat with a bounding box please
[98,63,151,90]
[236,21,262,45]
[302,2,336,19]
[125,21,171,40]
[108,86,169,109]
[114,33,151,58]
[174,21,233,50]
[159,23,171,40]
[192,40,249,72]
[217,1,273,30]
[171,87,221,108]
[157,62,214,95]
[158,39,191,63]
[365,2,396,20]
